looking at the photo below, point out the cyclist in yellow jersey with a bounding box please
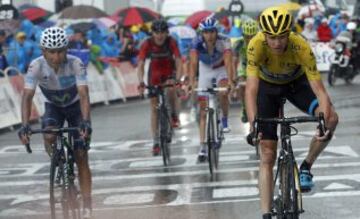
[245,7,338,219]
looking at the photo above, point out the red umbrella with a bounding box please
[112,7,161,26]
[19,4,53,24]
[185,10,213,29]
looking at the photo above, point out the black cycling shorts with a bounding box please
[257,74,319,141]
[41,101,89,150]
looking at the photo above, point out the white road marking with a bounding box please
[213,187,259,198]
[104,193,155,205]
[324,182,354,190]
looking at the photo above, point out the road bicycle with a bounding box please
[26,127,81,219]
[195,82,227,176]
[253,98,326,219]
[146,84,175,166]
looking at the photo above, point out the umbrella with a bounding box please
[112,7,161,26]
[69,22,96,32]
[185,10,212,29]
[20,6,53,24]
[59,5,108,19]
[93,17,117,29]
[169,25,196,39]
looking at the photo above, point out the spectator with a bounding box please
[317,18,332,42]
[302,18,318,42]
[118,26,138,65]
[6,32,32,74]
[68,30,91,66]
[0,30,8,73]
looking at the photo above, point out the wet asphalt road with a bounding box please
[0,76,360,219]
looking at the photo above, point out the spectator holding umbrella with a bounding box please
[68,29,91,67]
[317,18,332,42]
[7,32,32,74]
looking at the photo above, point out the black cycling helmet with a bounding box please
[151,19,168,32]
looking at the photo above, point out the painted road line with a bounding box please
[1,160,360,188]
[0,144,357,179]
[0,146,358,180]
[1,174,360,216]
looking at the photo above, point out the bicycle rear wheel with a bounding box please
[160,107,171,166]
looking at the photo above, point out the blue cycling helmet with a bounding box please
[199,16,218,31]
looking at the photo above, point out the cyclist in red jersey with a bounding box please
[137,19,182,156]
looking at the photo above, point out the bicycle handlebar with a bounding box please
[30,127,79,135]
[23,127,79,154]
[194,87,229,92]
[253,112,327,140]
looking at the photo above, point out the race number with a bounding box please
[0,4,19,20]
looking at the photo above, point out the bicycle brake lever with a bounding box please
[318,112,326,137]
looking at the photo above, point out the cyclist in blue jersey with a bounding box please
[17,27,93,219]
[188,17,235,162]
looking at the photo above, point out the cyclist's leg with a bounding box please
[41,102,65,157]
[216,70,230,132]
[198,96,208,161]
[66,101,92,212]
[197,63,215,160]
[149,73,161,155]
[149,96,160,155]
[287,75,339,190]
[257,79,282,215]
[165,78,180,128]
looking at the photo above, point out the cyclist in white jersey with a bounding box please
[188,17,235,162]
[18,27,93,218]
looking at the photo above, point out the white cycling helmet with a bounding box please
[346,22,357,31]
[40,27,69,49]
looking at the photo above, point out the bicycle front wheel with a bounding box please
[278,157,300,219]
[207,109,217,176]
[50,151,69,219]
[159,107,171,166]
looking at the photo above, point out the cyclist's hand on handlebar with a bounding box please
[79,120,92,140]
[246,131,262,146]
[18,124,31,145]
[137,82,146,95]
[315,128,332,142]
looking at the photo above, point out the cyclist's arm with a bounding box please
[137,59,145,83]
[137,40,148,83]
[245,75,259,125]
[78,85,91,121]
[245,37,261,125]
[169,38,182,80]
[189,50,198,88]
[21,88,35,125]
[224,50,235,83]
[308,80,332,121]
[299,39,332,120]
[22,61,39,125]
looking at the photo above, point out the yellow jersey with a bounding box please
[246,32,321,84]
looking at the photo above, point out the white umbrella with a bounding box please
[169,25,196,39]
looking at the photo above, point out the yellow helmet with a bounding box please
[242,19,258,36]
[259,6,293,36]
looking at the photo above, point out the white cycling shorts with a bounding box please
[197,62,228,97]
